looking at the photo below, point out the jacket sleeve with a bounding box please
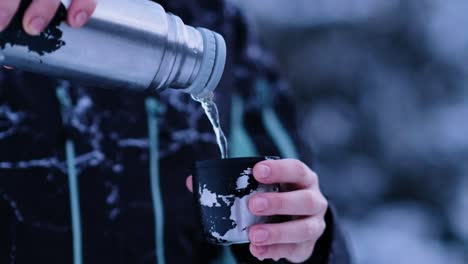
[307,205,352,264]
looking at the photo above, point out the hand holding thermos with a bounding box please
[0,0,97,35]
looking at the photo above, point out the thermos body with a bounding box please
[0,0,226,97]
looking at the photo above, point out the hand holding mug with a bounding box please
[187,158,328,263]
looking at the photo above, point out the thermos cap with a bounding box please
[183,28,227,98]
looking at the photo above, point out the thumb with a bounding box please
[186,175,193,193]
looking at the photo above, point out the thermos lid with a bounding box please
[183,28,227,98]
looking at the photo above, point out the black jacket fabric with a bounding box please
[0,0,350,263]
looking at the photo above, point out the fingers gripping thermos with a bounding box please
[0,0,226,97]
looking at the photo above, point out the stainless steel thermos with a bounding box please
[0,0,227,98]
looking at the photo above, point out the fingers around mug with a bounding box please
[250,243,296,262]
[253,159,318,189]
[0,0,21,31]
[285,240,317,263]
[186,175,193,193]
[22,0,61,35]
[249,216,326,246]
[248,189,328,216]
[67,0,97,28]
[250,240,316,263]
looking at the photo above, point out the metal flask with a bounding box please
[0,0,227,97]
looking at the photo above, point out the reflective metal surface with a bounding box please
[0,0,225,96]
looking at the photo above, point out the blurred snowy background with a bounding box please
[229,0,468,263]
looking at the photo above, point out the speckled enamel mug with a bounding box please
[193,157,280,245]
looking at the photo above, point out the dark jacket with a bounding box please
[0,0,350,263]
